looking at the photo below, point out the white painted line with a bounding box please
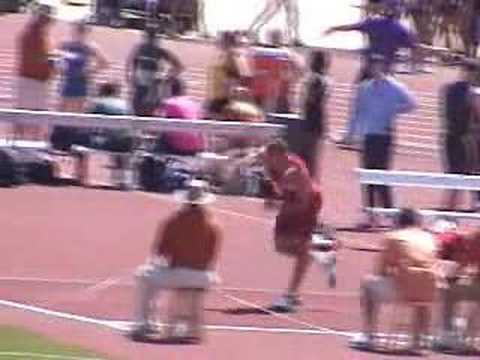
[0,299,353,337]
[84,276,125,294]
[0,352,104,360]
[0,299,114,328]
[217,290,352,337]
[0,275,359,298]
[138,191,274,226]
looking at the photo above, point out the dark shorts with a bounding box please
[62,77,88,98]
[133,86,157,116]
[445,135,469,174]
[274,205,319,256]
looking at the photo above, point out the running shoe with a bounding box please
[269,294,301,313]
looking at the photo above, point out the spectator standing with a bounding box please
[157,77,206,155]
[17,4,54,111]
[325,0,417,146]
[126,26,184,116]
[349,209,437,351]
[130,180,221,342]
[296,50,330,178]
[16,4,54,140]
[440,61,478,210]
[58,21,108,113]
[468,71,480,209]
[250,29,303,114]
[353,55,416,228]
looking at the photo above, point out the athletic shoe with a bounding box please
[269,294,301,313]
[128,323,158,341]
[349,332,374,350]
[433,333,476,354]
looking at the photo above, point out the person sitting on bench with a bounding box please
[350,208,437,351]
[130,179,222,342]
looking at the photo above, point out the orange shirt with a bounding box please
[18,23,52,81]
[156,206,221,271]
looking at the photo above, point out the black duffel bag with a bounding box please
[50,126,91,152]
[0,148,55,186]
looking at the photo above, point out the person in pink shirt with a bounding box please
[157,78,206,155]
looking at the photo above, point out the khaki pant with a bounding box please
[134,262,217,326]
[439,279,480,334]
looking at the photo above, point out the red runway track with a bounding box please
[0,13,473,360]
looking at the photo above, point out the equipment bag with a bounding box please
[0,148,55,186]
[50,126,90,152]
[138,153,167,192]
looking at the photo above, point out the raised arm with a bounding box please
[324,21,366,36]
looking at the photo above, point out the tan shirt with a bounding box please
[155,206,221,271]
[377,227,437,302]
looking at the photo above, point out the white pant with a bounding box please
[364,275,397,304]
[134,262,217,325]
[17,77,49,110]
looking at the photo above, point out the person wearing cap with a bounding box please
[440,60,479,210]
[262,140,322,312]
[353,54,416,228]
[126,26,184,116]
[350,208,438,351]
[130,180,222,340]
[434,225,480,353]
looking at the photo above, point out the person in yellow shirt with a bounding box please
[206,31,252,119]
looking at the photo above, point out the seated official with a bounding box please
[130,180,222,342]
[350,208,437,351]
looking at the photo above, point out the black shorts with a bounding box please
[445,135,469,174]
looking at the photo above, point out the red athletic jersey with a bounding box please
[267,154,322,237]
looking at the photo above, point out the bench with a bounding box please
[356,168,480,221]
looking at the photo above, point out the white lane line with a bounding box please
[218,290,352,337]
[0,299,354,337]
[0,275,358,298]
[0,353,104,360]
[138,191,274,226]
[83,277,124,294]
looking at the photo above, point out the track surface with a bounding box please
[0,13,472,360]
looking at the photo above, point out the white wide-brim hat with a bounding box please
[174,179,216,205]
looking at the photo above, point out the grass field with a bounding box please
[0,326,108,359]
